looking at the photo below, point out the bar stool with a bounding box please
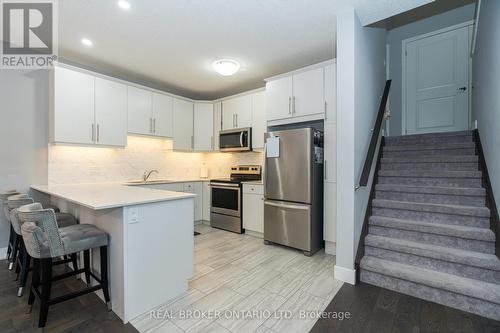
[8,194,79,297]
[0,190,19,263]
[18,203,111,330]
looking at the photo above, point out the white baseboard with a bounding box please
[325,241,336,255]
[0,247,7,260]
[245,230,263,239]
[334,265,356,285]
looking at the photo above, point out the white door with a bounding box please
[172,98,194,150]
[251,91,266,149]
[405,26,469,134]
[152,92,173,137]
[128,86,152,135]
[292,67,325,117]
[324,63,337,123]
[194,103,214,151]
[266,76,293,121]
[53,67,95,145]
[94,78,127,146]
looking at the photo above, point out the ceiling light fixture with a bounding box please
[81,38,93,47]
[212,59,240,76]
[117,0,131,10]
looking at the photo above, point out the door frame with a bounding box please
[401,20,474,135]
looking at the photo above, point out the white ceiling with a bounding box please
[57,0,433,100]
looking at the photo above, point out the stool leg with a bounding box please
[70,254,79,279]
[18,242,31,297]
[26,259,40,314]
[83,250,91,284]
[100,246,111,311]
[7,225,15,261]
[38,258,52,329]
[14,240,24,278]
[9,234,20,271]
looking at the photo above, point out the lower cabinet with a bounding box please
[242,184,264,234]
[323,181,337,255]
[202,181,211,221]
[183,182,203,221]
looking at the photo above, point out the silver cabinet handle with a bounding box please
[149,118,152,133]
[191,135,194,149]
[292,96,296,114]
[153,118,156,133]
[324,160,328,180]
[288,97,291,114]
[211,136,214,150]
[97,124,100,142]
[91,124,95,142]
[324,101,327,120]
[236,114,238,128]
[264,200,309,210]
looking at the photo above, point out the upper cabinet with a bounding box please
[127,87,173,137]
[193,102,214,151]
[152,93,173,137]
[265,76,292,121]
[51,66,127,147]
[222,94,252,130]
[292,67,324,117]
[172,98,194,151]
[251,91,266,149]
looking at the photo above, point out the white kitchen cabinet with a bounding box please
[292,67,324,117]
[324,122,336,182]
[152,92,173,137]
[172,98,194,151]
[127,86,152,135]
[265,76,293,121]
[251,91,266,149]
[194,103,214,151]
[222,94,252,130]
[94,78,128,146]
[51,66,95,145]
[183,182,203,221]
[324,63,337,123]
[324,182,337,251]
[243,184,264,234]
[213,102,222,151]
[202,181,211,221]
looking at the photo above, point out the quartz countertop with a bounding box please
[31,183,195,210]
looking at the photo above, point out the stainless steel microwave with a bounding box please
[219,128,252,152]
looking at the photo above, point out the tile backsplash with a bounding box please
[48,136,263,185]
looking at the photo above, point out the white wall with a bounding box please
[0,70,50,250]
[386,3,476,136]
[335,8,387,284]
[472,0,500,215]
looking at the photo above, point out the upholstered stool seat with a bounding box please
[54,212,78,228]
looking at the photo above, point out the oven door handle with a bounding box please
[210,183,240,188]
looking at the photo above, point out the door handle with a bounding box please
[153,118,156,133]
[96,124,100,142]
[236,114,238,128]
[458,86,467,91]
[292,96,296,114]
[150,118,153,133]
[288,97,291,114]
[324,160,328,180]
[264,200,309,210]
[91,124,95,142]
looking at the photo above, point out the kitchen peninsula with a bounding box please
[31,183,195,323]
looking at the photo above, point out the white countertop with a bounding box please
[32,183,195,210]
[124,178,211,186]
[241,180,264,185]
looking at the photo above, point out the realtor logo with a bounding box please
[1,0,58,69]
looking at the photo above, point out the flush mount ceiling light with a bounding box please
[81,38,93,47]
[212,59,240,76]
[117,0,131,10]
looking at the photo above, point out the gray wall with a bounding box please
[0,70,49,251]
[386,3,476,136]
[472,0,500,215]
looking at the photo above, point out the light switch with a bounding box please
[128,207,139,224]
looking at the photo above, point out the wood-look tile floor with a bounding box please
[131,224,341,333]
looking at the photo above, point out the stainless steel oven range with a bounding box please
[210,165,261,233]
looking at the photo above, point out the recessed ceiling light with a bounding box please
[81,38,93,47]
[212,59,240,76]
[118,0,131,10]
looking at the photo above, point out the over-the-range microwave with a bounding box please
[219,127,252,152]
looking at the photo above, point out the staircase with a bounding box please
[359,130,500,321]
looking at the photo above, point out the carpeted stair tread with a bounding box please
[372,199,490,218]
[383,148,476,157]
[385,130,472,141]
[379,169,482,178]
[375,184,485,196]
[383,142,475,152]
[384,135,474,146]
[360,256,500,306]
[369,216,495,242]
[364,235,500,272]
[380,162,479,171]
[381,155,478,163]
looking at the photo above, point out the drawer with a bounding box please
[243,184,264,195]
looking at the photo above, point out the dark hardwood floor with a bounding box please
[311,282,500,333]
[0,260,137,333]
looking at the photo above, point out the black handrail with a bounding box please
[357,80,392,188]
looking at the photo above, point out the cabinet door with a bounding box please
[292,67,325,117]
[265,76,292,121]
[152,93,173,137]
[53,67,95,144]
[251,91,266,149]
[324,63,337,123]
[234,95,252,128]
[324,122,336,182]
[202,181,211,221]
[194,103,214,151]
[183,182,202,221]
[213,102,222,151]
[128,86,152,135]
[323,182,336,243]
[243,191,264,234]
[94,78,128,146]
[221,100,235,130]
[172,98,194,150]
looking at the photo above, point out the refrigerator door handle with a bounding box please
[264,200,309,210]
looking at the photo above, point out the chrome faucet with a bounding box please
[143,170,159,182]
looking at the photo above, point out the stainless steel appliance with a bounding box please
[210,165,261,233]
[264,127,324,256]
[219,128,252,152]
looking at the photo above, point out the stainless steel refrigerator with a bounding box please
[264,127,324,256]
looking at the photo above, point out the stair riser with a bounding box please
[380,162,478,171]
[375,191,486,207]
[383,148,476,157]
[369,225,495,254]
[385,136,473,146]
[365,246,500,284]
[372,208,490,228]
[378,176,482,188]
[360,270,500,321]
[384,144,475,152]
